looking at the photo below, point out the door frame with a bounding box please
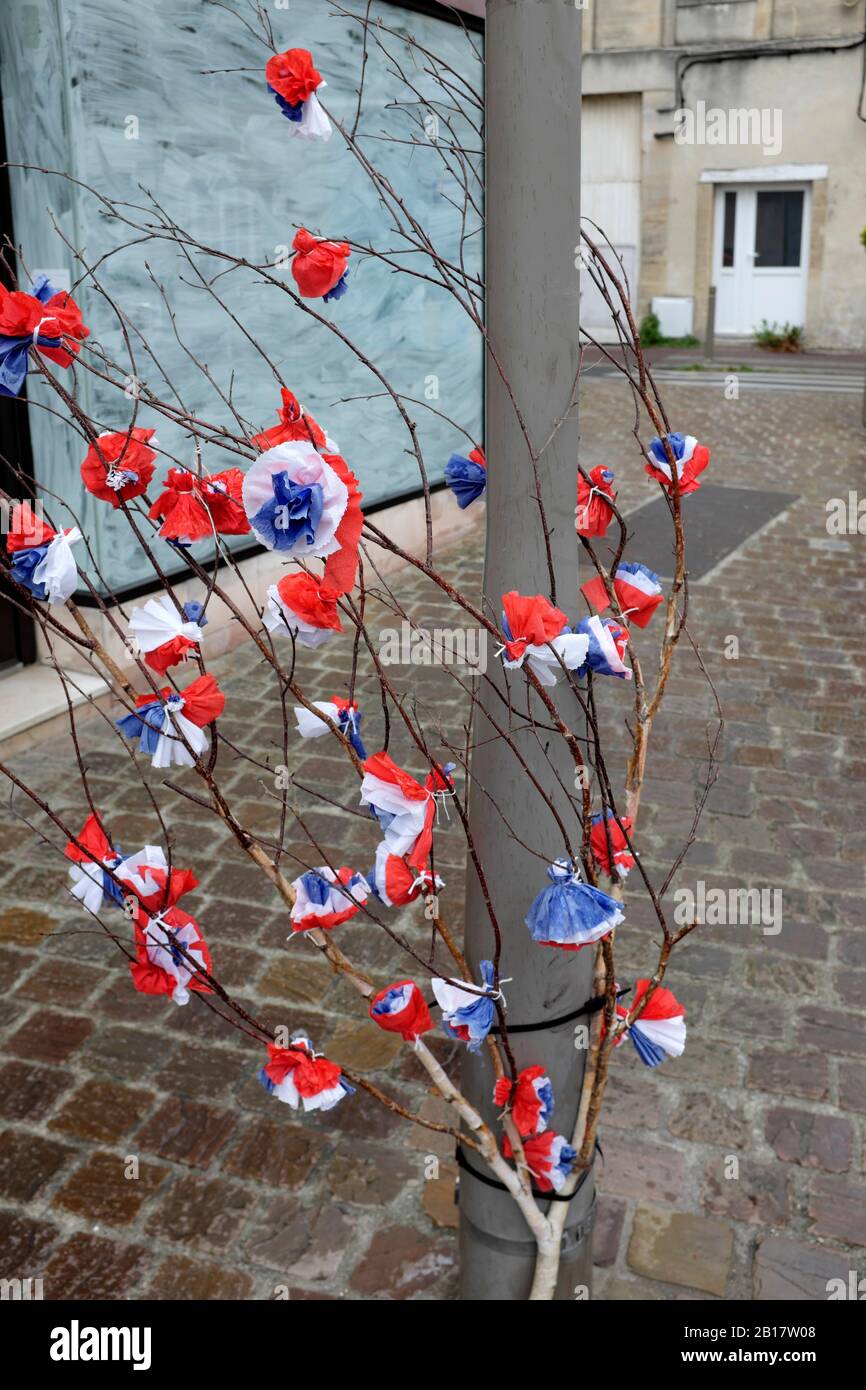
[711,180,812,337]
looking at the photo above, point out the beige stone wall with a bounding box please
[770,0,865,41]
[592,0,663,51]
[589,0,866,49]
[584,34,866,348]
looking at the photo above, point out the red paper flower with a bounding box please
[291,228,351,299]
[275,572,343,634]
[149,468,250,543]
[501,591,569,663]
[251,387,327,451]
[493,1076,513,1108]
[576,466,616,537]
[0,280,89,369]
[265,48,323,107]
[81,428,157,506]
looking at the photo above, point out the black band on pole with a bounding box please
[455,1144,595,1203]
[487,985,630,1035]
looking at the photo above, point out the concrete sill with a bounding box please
[0,664,109,757]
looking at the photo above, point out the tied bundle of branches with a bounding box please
[0,0,722,1301]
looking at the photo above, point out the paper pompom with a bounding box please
[81,429,157,506]
[526,859,624,950]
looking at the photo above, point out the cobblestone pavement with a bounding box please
[1,374,864,1301]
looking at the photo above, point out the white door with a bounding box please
[713,184,810,335]
[581,94,641,332]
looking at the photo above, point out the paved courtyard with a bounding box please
[1,369,865,1300]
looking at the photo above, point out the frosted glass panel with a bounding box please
[0,0,483,593]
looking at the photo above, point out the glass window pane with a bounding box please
[755,190,804,268]
[722,191,736,268]
[0,0,484,596]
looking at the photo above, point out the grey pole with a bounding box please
[705,284,717,362]
[459,0,594,1301]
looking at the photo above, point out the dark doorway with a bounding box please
[0,80,37,670]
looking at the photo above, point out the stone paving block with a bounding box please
[592,1195,627,1268]
[14,958,106,1007]
[838,1060,866,1114]
[147,1254,255,1300]
[49,1079,155,1144]
[807,1175,866,1248]
[42,1233,150,1301]
[753,1236,853,1301]
[134,1097,237,1168]
[422,1161,458,1230]
[144,1174,255,1252]
[748,1048,829,1101]
[0,1060,72,1122]
[765,1107,853,1173]
[222,1117,326,1189]
[244,1199,352,1281]
[597,1135,687,1205]
[0,906,55,946]
[350,1224,457,1299]
[53,1150,169,1226]
[627,1206,733,1297]
[669,1090,751,1149]
[326,1145,415,1206]
[0,1210,60,1271]
[702,1157,789,1227]
[7,1009,94,1065]
[0,1128,74,1202]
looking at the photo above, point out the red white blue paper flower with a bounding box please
[265,48,332,141]
[5,504,81,604]
[368,843,443,907]
[64,814,126,914]
[504,1130,577,1193]
[511,1065,555,1137]
[616,979,686,1067]
[646,432,710,495]
[360,754,454,871]
[575,614,631,680]
[0,274,89,398]
[432,959,497,1052]
[128,595,206,674]
[590,811,635,880]
[252,388,327,452]
[81,428,157,506]
[116,846,198,913]
[500,592,589,687]
[290,866,370,934]
[526,859,624,950]
[576,465,616,537]
[291,228,351,302]
[64,814,199,916]
[149,468,250,546]
[265,572,343,648]
[116,674,225,769]
[259,1035,354,1112]
[445,446,486,509]
[243,434,365,599]
[243,439,342,555]
[581,561,664,630]
[369,980,433,1042]
[293,697,367,759]
[130,902,212,1006]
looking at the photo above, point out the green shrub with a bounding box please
[639,311,663,345]
[753,320,803,352]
